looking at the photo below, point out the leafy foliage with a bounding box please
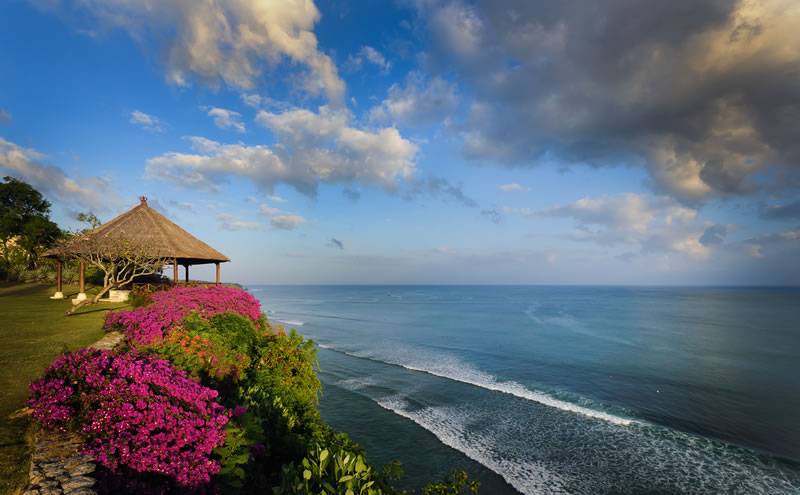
[29,286,481,493]
[421,471,480,495]
[275,445,384,495]
[0,176,61,280]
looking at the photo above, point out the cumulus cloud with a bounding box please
[0,109,11,124]
[498,183,529,193]
[146,105,417,196]
[418,0,800,202]
[347,46,391,73]
[129,110,165,132]
[538,193,711,258]
[369,72,458,126]
[270,213,306,230]
[741,227,800,263]
[44,0,345,101]
[0,136,113,211]
[328,238,344,249]
[217,213,260,231]
[259,203,306,230]
[203,106,245,132]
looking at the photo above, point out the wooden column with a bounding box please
[79,260,86,293]
[215,262,220,286]
[173,259,179,285]
[56,260,63,293]
[184,264,189,283]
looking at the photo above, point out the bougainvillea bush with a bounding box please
[29,286,479,493]
[105,286,263,345]
[28,348,229,487]
[144,312,262,387]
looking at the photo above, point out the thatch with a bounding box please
[45,197,229,264]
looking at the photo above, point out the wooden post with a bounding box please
[50,259,65,299]
[184,264,189,283]
[215,262,220,286]
[56,260,63,293]
[173,259,179,285]
[79,260,85,293]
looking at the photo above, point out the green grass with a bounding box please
[0,283,129,495]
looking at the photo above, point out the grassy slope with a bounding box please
[0,283,128,495]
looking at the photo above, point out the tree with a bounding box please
[0,176,61,274]
[1,176,51,258]
[54,233,170,314]
[19,216,62,268]
[76,212,101,231]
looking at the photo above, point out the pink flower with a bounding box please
[28,349,230,487]
[105,287,263,345]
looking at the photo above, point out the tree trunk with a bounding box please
[65,283,113,315]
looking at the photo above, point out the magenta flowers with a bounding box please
[28,348,229,487]
[105,286,262,345]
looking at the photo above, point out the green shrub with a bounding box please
[274,445,385,495]
[420,471,480,495]
[143,312,263,390]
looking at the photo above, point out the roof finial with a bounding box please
[139,196,148,205]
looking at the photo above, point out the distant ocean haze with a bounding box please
[254,285,800,494]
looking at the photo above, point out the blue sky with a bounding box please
[1,0,798,285]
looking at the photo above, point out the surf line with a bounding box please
[322,345,640,427]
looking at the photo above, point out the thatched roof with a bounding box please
[45,197,229,264]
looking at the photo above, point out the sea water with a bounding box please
[249,285,800,494]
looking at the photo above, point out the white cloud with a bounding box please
[241,93,262,108]
[204,106,245,132]
[541,194,710,258]
[347,45,391,73]
[369,72,458,126]
[258,203,306,230]
[498,183,529,193]
[430,3,483,59]
[0,136,113,211]
[147,105,417,196]
[49,0,345,102]
[541,195,702,249]
[129,110,165,132]
[268,195,287,203]
[216,213,260,231]
[416,0,800,203]
[270,213,306,230]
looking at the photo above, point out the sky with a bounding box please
[1,0,799,285]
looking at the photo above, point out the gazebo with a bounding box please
[44,197,229,300]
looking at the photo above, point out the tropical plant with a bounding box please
[105,286,263,344]
[274,445,385,495]
[0,176,61,279]
[28,348,230,487]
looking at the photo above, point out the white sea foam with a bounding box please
[275,319,304,327]
[336,345,638,426]
[336,376,378,391]
[376,396,569,495]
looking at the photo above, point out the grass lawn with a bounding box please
[0,283,129,495]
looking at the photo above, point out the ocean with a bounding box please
[249,285,800,494]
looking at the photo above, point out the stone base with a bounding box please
[108,290,130,302]
[50,292,64,300]
[71,293,87,305]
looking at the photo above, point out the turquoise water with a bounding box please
[250,285,800,494]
